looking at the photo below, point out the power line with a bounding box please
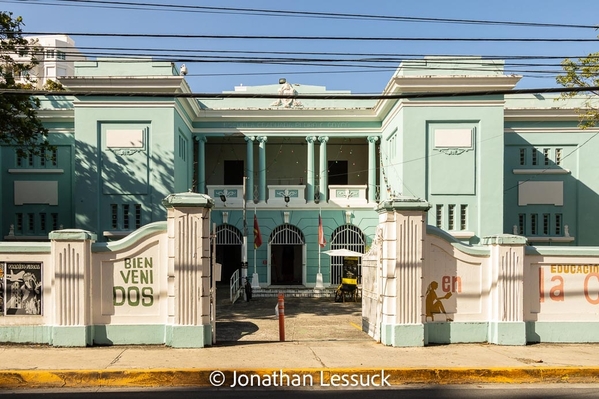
[11,0,599,29]
[21,31,599,42]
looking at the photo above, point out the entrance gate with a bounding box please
[330,224,366,285]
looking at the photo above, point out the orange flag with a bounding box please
[253,213,262,249]
[318,214,326,248]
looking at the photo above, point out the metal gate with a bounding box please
[330,224,366,285]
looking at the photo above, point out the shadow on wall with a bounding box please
[74,134,177,239]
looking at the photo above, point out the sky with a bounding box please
[4,0,599,94]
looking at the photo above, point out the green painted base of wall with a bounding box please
[425,322,487,344]
[380,323,424,347]
[92,325,166,346]
[53,326,92,347]
[489,321,526,345]
[0,325,52,344]
[527,321,599,343]
[168,325,212,348]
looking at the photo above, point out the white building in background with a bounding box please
[15,35,87,88]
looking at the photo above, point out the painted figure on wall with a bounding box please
[425,281,452,322]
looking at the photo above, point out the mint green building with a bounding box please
[1,55,596,290]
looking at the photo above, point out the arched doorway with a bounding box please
[269,224,305,285]
[330,224,366,285]
[215,224,242,285]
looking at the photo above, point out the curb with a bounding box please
[1,367,599,389]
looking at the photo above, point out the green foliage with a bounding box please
[42,79,64,91]
[0,11,49,156]
[556,52,599,129]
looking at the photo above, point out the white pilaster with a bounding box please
[50,229,96,347]
[377,198,431,347]
[163,192,214,347]
[483,234,527,345]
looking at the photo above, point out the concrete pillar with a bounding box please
[377,197,431,347]
[245,136,255,203]
[50,229,96,347]
[367,136,379,203]
[482,234,527,345]
[162,192,214,348]
[195,136,207,194]
[257,136,267,203]
[318,136,329,203]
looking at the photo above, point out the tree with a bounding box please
[556,52,599,129]
[0,11,49,156]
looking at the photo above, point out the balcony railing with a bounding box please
[267,185,306,206]
[207,185,244,207]
[328,185,368,206]
[206,184,376,206]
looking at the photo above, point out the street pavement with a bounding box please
[0,289,599,389]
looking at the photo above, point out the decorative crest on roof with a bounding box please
[271,81,303,108]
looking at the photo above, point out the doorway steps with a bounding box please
[251,286,337,298]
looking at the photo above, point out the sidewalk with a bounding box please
[0,294,598,389]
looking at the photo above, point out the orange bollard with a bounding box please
[278,293,285,342]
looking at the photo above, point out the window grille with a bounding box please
[111,204,118,229]
[436,205,443,228]
[269,224,304,245]
[448,205,455,230]
[123,204,130,230]
[27,213,34,232]
[555,214,562,235]
[330,224,365,285]
[460,205,467,230]
[16,213,23,233]
[518,214,525,235]
[135,205,142,229]
[531,214,538,235]
[216,224,243,245]
[555,148,562,165]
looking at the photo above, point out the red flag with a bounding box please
[318,214,326,248]
[253,214,262,249]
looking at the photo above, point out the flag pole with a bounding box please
[251,206,260,289]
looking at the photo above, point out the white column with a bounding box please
[257,136,268,203]
[318,136,329,203]
[306,136,316,203]
[195,136,207,194]
[367,136,379,203]
[245,136,255,202]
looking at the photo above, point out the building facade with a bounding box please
[2,43,598,291]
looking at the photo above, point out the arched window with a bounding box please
[269,224,305,244]
[330,224,366,285]
[215,224,242,245]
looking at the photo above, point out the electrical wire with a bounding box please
[10,0,599,30]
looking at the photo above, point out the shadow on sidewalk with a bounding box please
[214,287,367,344]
